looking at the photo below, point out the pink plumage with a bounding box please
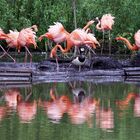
[101,14,115,30]
[0,28,8,40]
[6,30,19,48]
[39,22,69,44]
[86,33,100,46]
[69,29,88,46]
[17,27,37,52]
[134,30,140,48]
[96,14,115,31]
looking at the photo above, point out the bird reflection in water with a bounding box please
[68,82,99,128]
[4,88,22,110]
[40,87,71,123]
[116,92,136,117]
[17,87,37,123]
[116,91,140,118]
[0,106,6,121]
[17,101,37,123]
[96,100,114,132]
[3,87,37,123]
[134,94,140,117]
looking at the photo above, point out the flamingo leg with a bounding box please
[56,57,59,72]
[101,31,105,55]
[0,47,10,59]
[24,46,32,65]
[0,52,6,58]
[24,49,28,63]
[83,41,97,57]
[108,30,111,55]
[73,46,78,57]
[0,45,16,63]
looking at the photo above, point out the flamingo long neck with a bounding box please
[63,29,70,36]
[118,37,138,51]
[83,22,93,31]
[50,40,73,58]
[53,39,73,55]
[96,19,102,31]
[57,40,73,53]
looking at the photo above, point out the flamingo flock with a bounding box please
[0,25,38,63]
[1,13,140,71]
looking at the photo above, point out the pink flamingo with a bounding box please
[17,25,38,63]
[49,28,100,70]
[96,13,115,54]
[0,28,16,62]
[39,20,95,43]
[39,21,99,70]
[116,30,140,51]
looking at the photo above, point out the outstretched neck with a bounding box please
[96,19,102,31]
[50,41,73,58]
[116,37,138,51]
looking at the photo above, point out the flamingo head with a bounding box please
[95,17,100,22]
[38,34,45,41]
[87,20,95,26]
[31,25,38,32]
[115,36,124,41]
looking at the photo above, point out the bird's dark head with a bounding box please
[79,46,88,55]
[79,46,85,53]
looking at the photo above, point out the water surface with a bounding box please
[0,81,140,140]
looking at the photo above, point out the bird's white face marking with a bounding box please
[80,48,85,52]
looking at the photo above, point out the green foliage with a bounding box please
[0,0,140,53]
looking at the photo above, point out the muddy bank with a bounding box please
[0,55,140,84]
[37,56,133,71]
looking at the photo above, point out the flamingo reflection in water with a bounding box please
[4,88,22,110]
[116,92,136,117]
[3,87,37,123]
[0,88,22,121]
[95,100,114,132]
[134,94,140,117]
[17,100,37,123]
[68,96,98,127]
[68,82,99,127]
[40,87,71,123]
[17,88,37,123]
[116,92,140,117]
[0,106,6,121]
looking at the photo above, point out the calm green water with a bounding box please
[0,81,140,140]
